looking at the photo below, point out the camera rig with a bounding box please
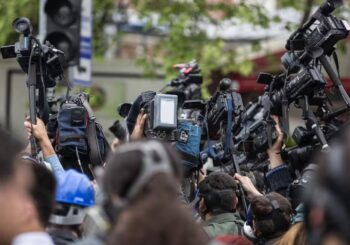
[1,17,65,159]
[233,0,350,169]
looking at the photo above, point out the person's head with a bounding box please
[305,127,350,245]
[105,140,208,245]
[17,160,57,229]
[198,172,238,219]
[103,140,182,208]
[250,192,292,240]
[50,169,95,235]
[0,129,26,245]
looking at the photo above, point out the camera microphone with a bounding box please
[219,78,232,91]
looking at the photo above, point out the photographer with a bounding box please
[48,169,95,245]
[104,140,209,245]
[0,130,29,245]
[304,127,350,245]
[13,157,57,245]
[250,192,292,245]
[198,172,244,238]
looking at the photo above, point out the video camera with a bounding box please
[233,0,350,163]
[142,92,179,141]
[161,60,203,106]
[1,17,64,88]
[1,17,65,159]
[282,0,350,73]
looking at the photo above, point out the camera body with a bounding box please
[143,93,179,141]
[272,66,327,110]
[206,79,244,140]
[282,2,350,72]
[234,94,276,154]
[1,18,64,88]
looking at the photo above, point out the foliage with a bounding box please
[130,0,281,94]
[0,0,39,45]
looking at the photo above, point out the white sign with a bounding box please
[73,0,93,87]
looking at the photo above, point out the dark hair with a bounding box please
[251,192,292,239]
[198,172,238,214]
[304,127,350,243]
[105,140,208,245]
[103,141,182,198]
[27,163,56,227]
[0,129,23,184]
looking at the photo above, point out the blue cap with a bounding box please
[55,169,95,207]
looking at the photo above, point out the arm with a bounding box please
[234,173,263,201]
[265,116,292,196]
[24,118,64,175]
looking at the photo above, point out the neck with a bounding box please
[17,220,45,235]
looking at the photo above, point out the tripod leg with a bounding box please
[319,55,350,107]
[27,63,38,158]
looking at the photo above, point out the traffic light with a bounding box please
[43,0,82,67]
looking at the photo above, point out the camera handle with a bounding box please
[225,96,248,218]
[298,96,329,151]
[319,55,350,107]
[26,62,38,158]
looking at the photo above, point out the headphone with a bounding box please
[253,194,291,240]
[108,141,174,218]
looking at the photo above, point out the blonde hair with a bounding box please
[275,223,307,245]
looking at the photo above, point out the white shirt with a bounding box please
[12,232,55,245]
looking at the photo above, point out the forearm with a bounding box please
[44,153,65,175]
[38,137,56,158]
[268,152,284,169]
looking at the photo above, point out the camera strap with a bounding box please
[79,95,104,166]
[224,96,233,155]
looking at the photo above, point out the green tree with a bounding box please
[130,0,280,94]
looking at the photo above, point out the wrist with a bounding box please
[247,189,263,200]
[38,135,50,144]
[269,154,284,169]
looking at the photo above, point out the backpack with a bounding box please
[54,93,109,166]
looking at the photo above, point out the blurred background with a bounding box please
[0,0,350,141]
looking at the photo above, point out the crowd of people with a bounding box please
[0,107,349,245]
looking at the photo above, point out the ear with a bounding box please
[198,198,208,219]
[233,196,239,209]
[18,198,35,225]
[252,219,257,233]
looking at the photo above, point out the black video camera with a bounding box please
[205,78,244,140]
[282,0,350,72]
[161,60,203,107]
[1,17,64,88]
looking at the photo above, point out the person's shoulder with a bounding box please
[203,213,244,238]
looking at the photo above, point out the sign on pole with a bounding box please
[73,0,93,87]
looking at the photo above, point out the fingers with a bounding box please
[139,113,147,129]
[136,109,145,125]
[234,173,242,181]
[271,115,283,137]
